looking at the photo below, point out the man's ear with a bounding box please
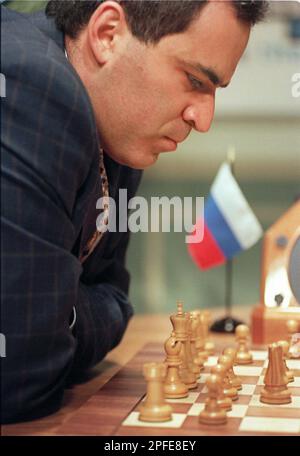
[87,1,128,65]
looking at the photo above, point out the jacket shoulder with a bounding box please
[1,5,25,23]
[1,8,99,213]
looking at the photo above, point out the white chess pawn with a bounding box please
[223,347,242,390]
[277,340,294,383]
[211,364,232,411]
[218,355,239,401]
[199,374,227,425]
[286,320,299,358]
[235,325,253,365]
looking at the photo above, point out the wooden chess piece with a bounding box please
[223,347,242,390]
[235,324,253,365]
[277,340,294,383]
[171,301,197,389]
[189,313,205,371]
[260,343,292,405]
[139,363,173,422]
[201,310,215,355]
[185,312,201,378]
[211,364,232,411]
[286,320,299,358]
[190,310,209,361]
[218,355,239,401]
[199,374,227,425]
[163,333,189,398]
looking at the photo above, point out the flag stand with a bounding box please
[210,148,245,333]
[210,258,244,333]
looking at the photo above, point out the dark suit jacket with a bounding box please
[1,6,143,424]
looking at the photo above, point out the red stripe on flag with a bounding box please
[187,222,226,270]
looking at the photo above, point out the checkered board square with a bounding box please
[121,350,300,436]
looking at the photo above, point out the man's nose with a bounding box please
[182,93,215,133]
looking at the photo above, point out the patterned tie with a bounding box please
[79,147,110,264]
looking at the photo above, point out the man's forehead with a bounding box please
[152,1,249,88]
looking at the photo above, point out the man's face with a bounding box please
[91,1,251,169]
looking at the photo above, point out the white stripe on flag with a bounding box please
[211,163,263,249]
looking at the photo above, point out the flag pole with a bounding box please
[225,148,235,319]
[210,147,244,333]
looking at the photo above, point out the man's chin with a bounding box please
[125,154,159,170]
[104,144,160,169]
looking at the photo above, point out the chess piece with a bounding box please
[223,347,242,390]
[189,313,205,371]
[201,310,215,355]
[139,363,173,422]
[277,340,294,383]
[260,343,292,405]
[218,355,239,400]
[286,320,299,358]
[163,333,189,398]
[171,301,197,389]
[235,324,253,364]
[191,310,209,361]
[185,312,201,378]
[199,374,227,425]
[211,364,232,411]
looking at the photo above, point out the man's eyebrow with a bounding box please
[183,60,230,88]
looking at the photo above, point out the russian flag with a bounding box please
[187,163,263,270]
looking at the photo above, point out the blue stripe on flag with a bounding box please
[205,195,242,259]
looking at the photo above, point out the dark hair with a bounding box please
[46,0,269,42]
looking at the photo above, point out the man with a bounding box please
[1,0,268,423]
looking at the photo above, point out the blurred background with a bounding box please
[4,1,300,314]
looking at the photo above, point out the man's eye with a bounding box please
[187,74,204,91]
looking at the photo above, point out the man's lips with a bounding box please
[160,130,191,152]
[165,129,191,144]
[162,136,178,151]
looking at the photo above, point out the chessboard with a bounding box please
[57,342,300,436]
